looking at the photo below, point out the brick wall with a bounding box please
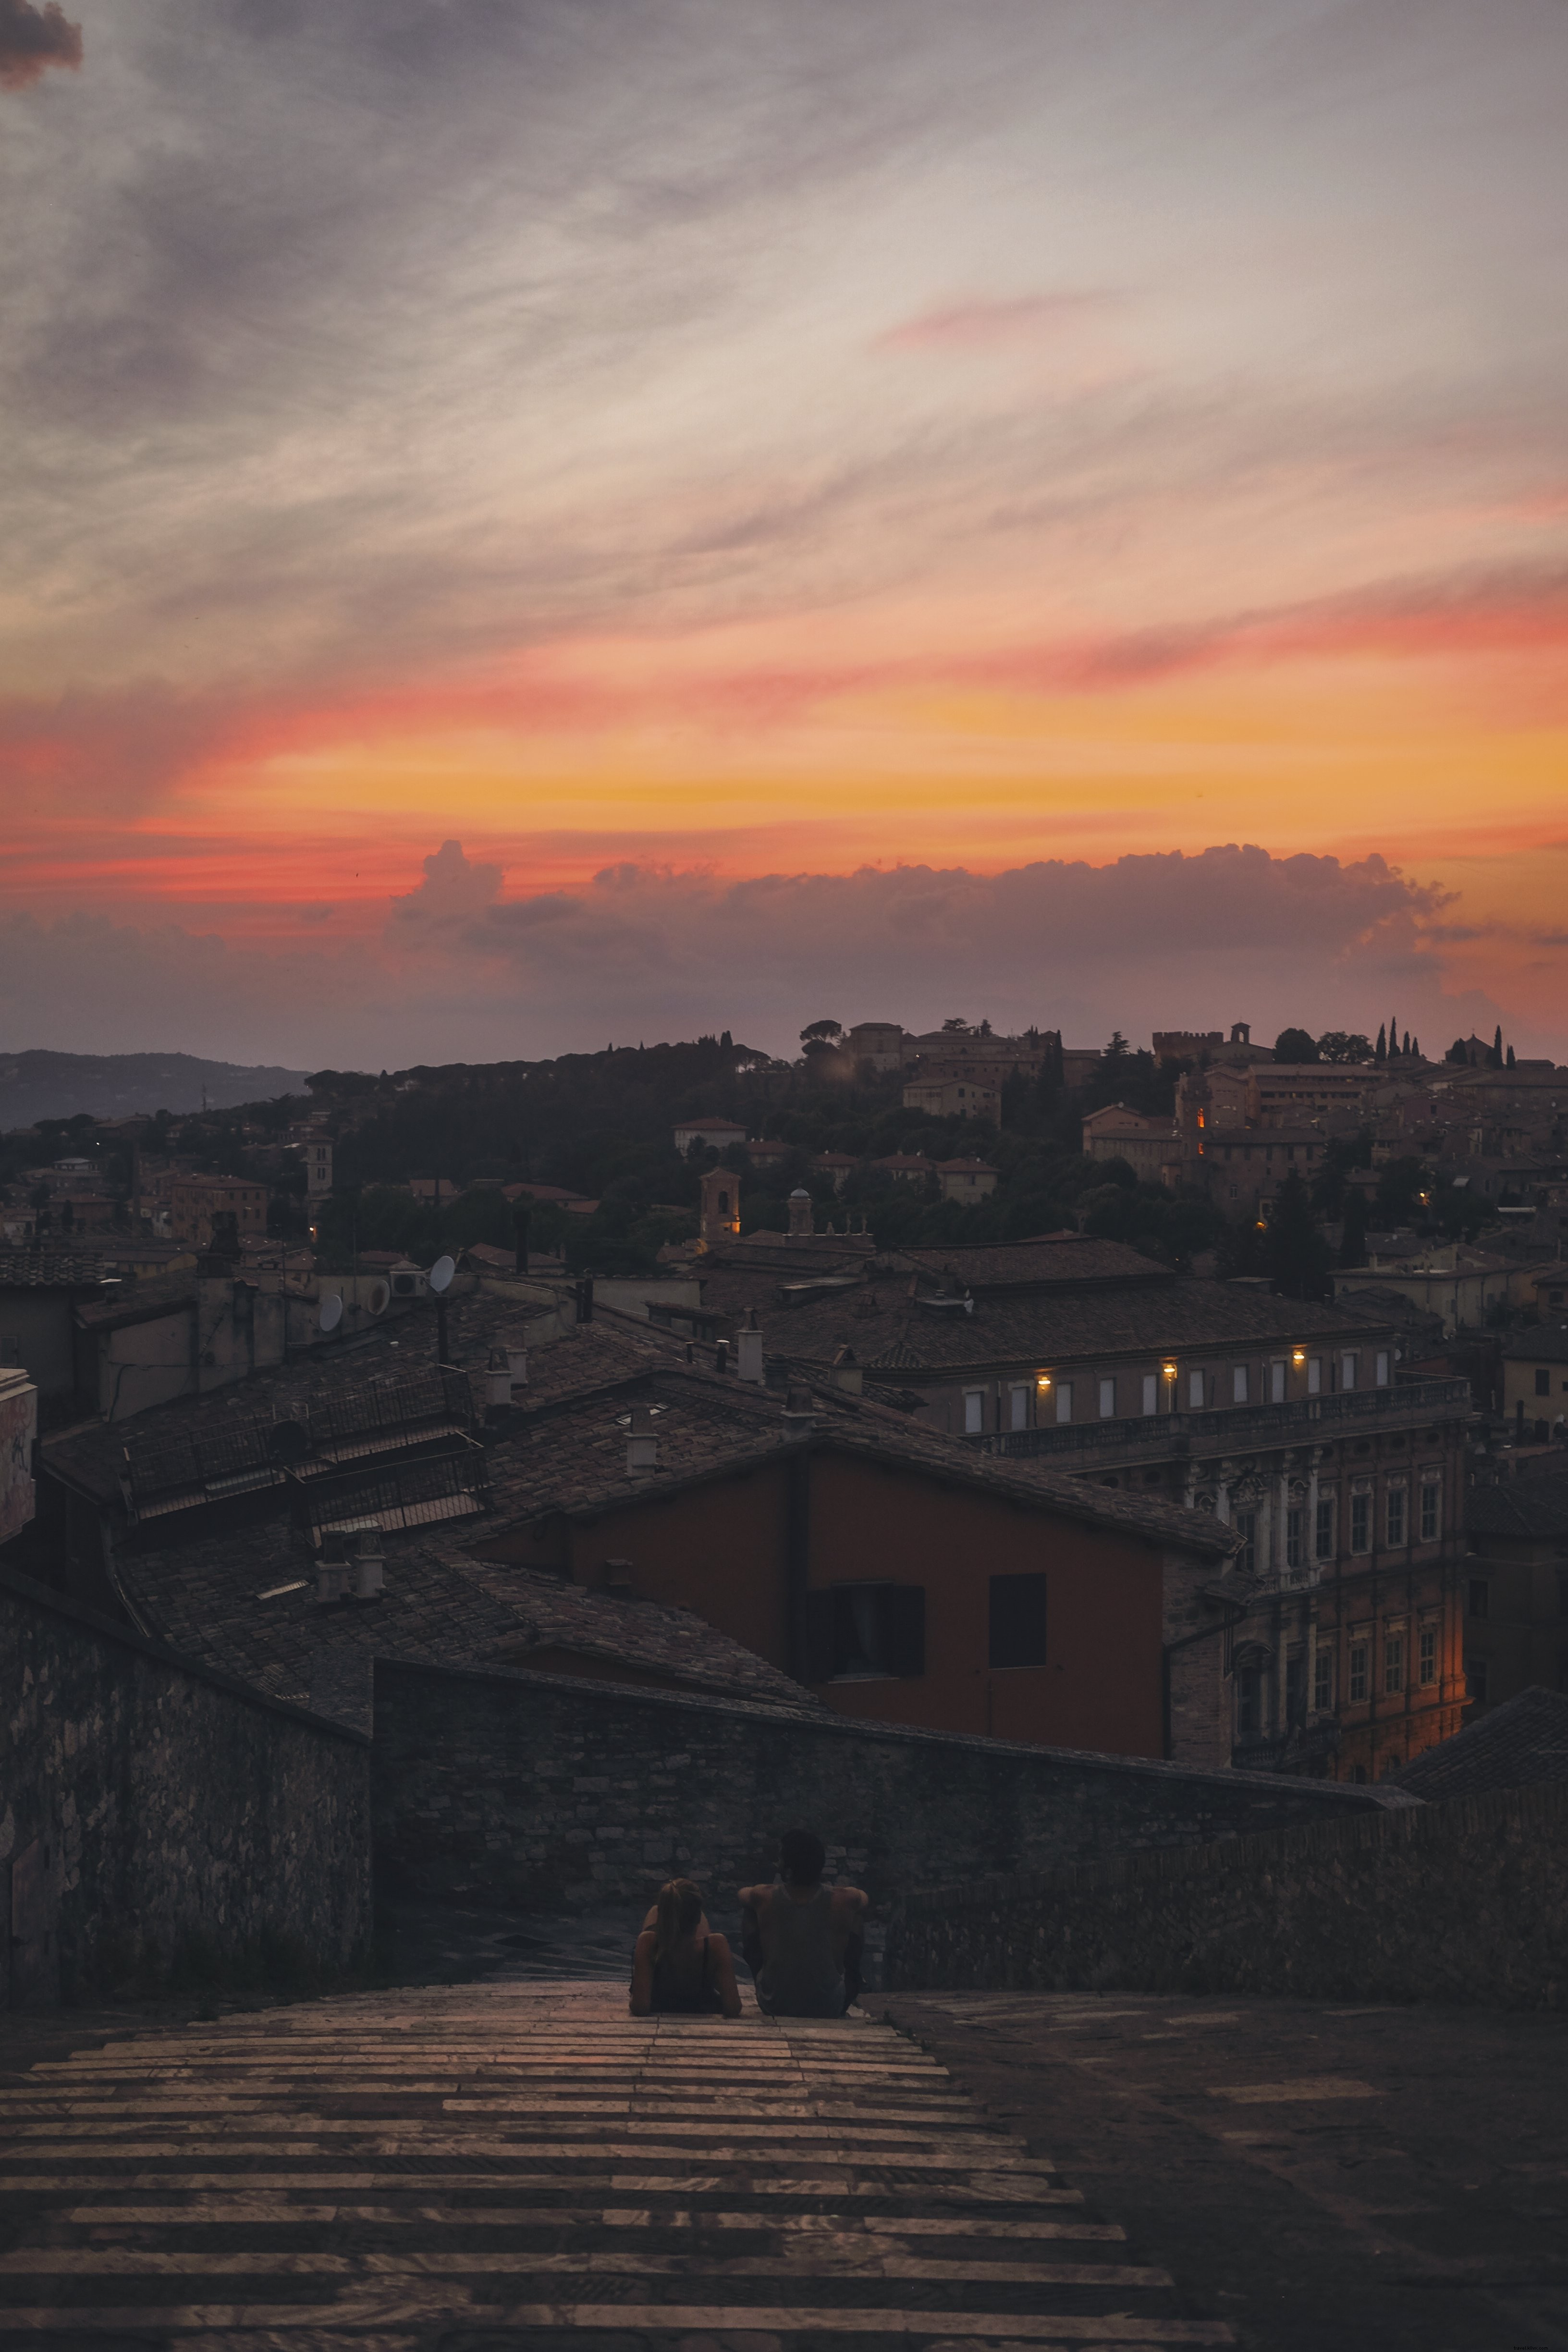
[883,1779,1568,2009]
[1,1569,372,2007]
[370,1657,1396,1980]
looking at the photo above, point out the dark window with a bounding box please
[1350,1491,1370,1552]
[1419,1627,1437,1686]
[1465,1654,1489,1703]
[1348,1642,1369,1703]
[1286,1507,1303,1569]
[988,1573,1049,1668]
[1420,1483,1440,1543]
[1236,1666,1264,1739]
[1313,1649,1333,1711]
[1234,1509,1257,1573]
[1537,1368,1551,1397]
[1315,1496,1335,1559]
[807,1585,925,1680]
[1386,1488,1407,1547]
[1468,1578,1489,1619]
[1384,1632,1405,1694]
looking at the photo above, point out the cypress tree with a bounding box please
[1375,1023,1387,1064]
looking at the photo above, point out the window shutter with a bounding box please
[883,1585,926,1678]
[804,1591,837,1682]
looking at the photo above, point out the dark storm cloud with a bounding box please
[0,0,80,91]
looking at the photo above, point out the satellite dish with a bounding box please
[429,1254,456,1295]
[367,1280,390,1316]
[318,1293,344,1333]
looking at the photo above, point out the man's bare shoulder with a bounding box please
[830,1883,869,1914]
[737,1881,774,1910]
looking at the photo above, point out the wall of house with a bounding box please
[484,1447,1174,1757]
[0,1289,81,1410]
[882,1779,1567,2010]
[1,1568,371,2008]
[369,1656,1397,1971]
[0,1370,37,1545]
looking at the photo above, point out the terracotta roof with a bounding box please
[114,1520,818,1734]
[0,1251,105,1288]
[1503,1327,1568,1362]
[481,1360,1239,1562]
[41,1288,677,1511]
[899,1237,1169,1292]
[758,1275,1395,1379]
[1390,1687,1568,1800]
[1465,1475,1568,1541]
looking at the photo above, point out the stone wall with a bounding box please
[370,1657,1397,1978]
[883,1779,1568,2009]
[1,1568,372,2007]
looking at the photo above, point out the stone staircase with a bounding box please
[0,1982,1232,2347]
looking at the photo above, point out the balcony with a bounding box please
[974,1374,1472,1468]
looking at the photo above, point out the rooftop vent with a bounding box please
[783,1382,815,1426]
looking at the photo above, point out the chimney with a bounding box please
[316,1536,349,1605]
[486,1346,512,1410]
[714,1337,731,1375]
[736,1309,764,1384]
[831,1343,862,1396]
[351,1528,384,1600]
[783,1381,815,1430]
[506,1340,528,1392]
[626,1402,659,1474]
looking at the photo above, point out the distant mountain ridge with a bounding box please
[0,1051,311,1131]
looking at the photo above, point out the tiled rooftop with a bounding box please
[1503,1325,1568,1362]
[1464,1473,1568,1540]
[115,1519,819,1734]
[0,1250,105,1288]
[1391,1686,1568,1800]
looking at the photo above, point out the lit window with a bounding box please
[1141,1373,1157,1416]
[963,1390,985,1435]
[1386,1487,1406,1547]
[1055,1380,1074,1424]
[1313,1649,1333,1711]
[1418,1628,1436,1686]
[1232,1365,1250,1404]
[1188,1370,1204,1410]
[1315,1494,1335,1558]
[1420,1482,1440,1543]
[1384,1632,1405,1694]
[1350,1491,1371,1553]
[1348,1642,1369,1703]
[1099,1375,1116,1419]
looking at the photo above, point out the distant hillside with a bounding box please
[0,1051,310,1131]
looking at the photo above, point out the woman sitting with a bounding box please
[629,1878,742,2018]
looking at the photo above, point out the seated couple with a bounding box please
[628,1828,867,2019]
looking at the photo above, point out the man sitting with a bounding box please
[739,1828,868,2017]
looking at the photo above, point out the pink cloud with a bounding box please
[876,293,1119,352]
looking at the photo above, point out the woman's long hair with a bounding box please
[652,1878,704,1964]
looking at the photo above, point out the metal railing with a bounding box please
[974,1375,1472,1464]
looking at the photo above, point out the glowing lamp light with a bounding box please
[1037,1373,1052,1389]
[1292,1348,1307,1366]
[1162,1361,1177,1381]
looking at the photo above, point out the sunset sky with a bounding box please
[3,0,1566,1066]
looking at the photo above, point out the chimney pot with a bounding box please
[736,1317,764,1383]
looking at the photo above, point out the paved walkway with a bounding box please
[0,1981,1231,2349]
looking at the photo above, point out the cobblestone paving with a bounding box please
[0,1981,1233,2349]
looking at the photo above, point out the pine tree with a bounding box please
[1375,1023,1387,1064]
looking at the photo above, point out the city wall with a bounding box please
[370,1657,1396,1976]
[883,1778,1568,2009]
[1,1568,371,2007]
